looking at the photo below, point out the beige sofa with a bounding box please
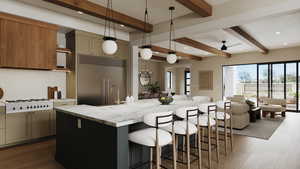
[218,95,250,129]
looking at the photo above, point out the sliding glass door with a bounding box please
[224,61,300,112]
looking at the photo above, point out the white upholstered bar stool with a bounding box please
[214,101,233,155]
[190,104,219,169]
[129,111,176,169]
[161,107,201,169]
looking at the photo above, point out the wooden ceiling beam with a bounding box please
[151,45,202,61]
[43,0,153,33]
[224,26,269,54]
[176,0,212,17]
[174,37,231,57]
[138,54,166,61]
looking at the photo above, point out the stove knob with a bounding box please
[34,106,36,108]
[13,107,16,110]
[20,107,23,110]
[47,105,49,107]
[37,106,40,108]
[27,106,29,109]
[30,106,33,109]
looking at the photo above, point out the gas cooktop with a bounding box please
[5,99,53,114]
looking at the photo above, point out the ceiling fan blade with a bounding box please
[227,43,242,48]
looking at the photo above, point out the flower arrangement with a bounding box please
[158,96,174,105]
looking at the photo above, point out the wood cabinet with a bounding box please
[76,31,129,59]
[31,111,51,139]
[0,113,5,129]
[0,129,4,146]
[0,13,58,70]
[5,112,31,144]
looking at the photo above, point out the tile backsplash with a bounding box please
[0,69,66,101]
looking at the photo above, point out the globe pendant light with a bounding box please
[102,0,118,55]
[140,0,152,60]
[167,6,177,64]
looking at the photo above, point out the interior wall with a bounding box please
[0,69,66,101]
[190,46,300,101]
[138,59,164,93]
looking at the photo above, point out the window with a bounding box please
[185,70,191,95]
[166,71,173,89]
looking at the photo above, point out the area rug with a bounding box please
[233,117,284,140]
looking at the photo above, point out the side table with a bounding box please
[249,107,261,122]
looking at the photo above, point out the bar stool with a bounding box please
[161,107,201,169]
[129,111,176,169]
[214,101,233,155]
[190,104,219,169]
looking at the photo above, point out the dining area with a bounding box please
[54,96,233,169]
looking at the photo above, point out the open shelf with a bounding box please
[56,48,72,54]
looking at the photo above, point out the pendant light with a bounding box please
[102,0,118,55]
[140,0,153,60]
[167,6,177,64]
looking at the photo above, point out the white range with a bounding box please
[5,99,54,114]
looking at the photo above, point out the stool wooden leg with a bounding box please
[197,130,202,169]
[150,148,153,169]
[215,125,219,163]
[186,133,190,169]
[224,119,228,156]
[230,118,233,152]
[156,145,160,169]
[208,127,212,169]
[173,134,177,169]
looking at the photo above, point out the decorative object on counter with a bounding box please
[145,81,160,94]
[102,0,118,55]
[139,71,151,86]
[0,88,3,99]
[166,6,177,64]
[139,0,152,60]
[48,86,58,99]
[125,96,135,104]
[158,96,173,105]
[57,91,62,99]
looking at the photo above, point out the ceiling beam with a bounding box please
[138,54,166,61]
[174,37,231,57]
[175,0,212,17]
[224,26,269,54]
[151,45,202,61]
[43,0,153,33]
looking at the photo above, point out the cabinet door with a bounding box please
[91,37,102,56]
[0,129,4,146]
[5,113,31,144]
[0,20,30,68]
[50,110,56,135]
[77,34,92,55]
[0,113,5,129]
[0,19,3,66]
[31,110,51,139]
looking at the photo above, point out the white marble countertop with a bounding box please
[52,98,77,103]
[55,99,215,127]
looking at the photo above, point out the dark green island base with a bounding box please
[55,111,150,169]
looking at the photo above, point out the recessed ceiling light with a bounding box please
[275,31,281,35]
[77,11,84,15]
[120,24,125,27]
[283,42,288,46]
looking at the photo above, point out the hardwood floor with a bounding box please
[0,113,300,169]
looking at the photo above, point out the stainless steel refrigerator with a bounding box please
[77,54,127,106]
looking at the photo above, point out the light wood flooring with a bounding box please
[1,113,300,169]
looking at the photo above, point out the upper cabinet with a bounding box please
[76,31,129,59]
[0,13,58,70]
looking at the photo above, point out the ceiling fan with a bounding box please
[221,40,242,51]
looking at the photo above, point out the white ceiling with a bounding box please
[154,11,300,57]
[89,0,232,24]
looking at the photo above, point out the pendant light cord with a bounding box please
[169,6,176,52]
[142,0,151,47]
[104,0,117,38]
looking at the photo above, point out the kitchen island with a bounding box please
[55,100,211,169]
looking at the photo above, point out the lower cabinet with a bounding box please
[0,129,5,146]
[31,110,51,139]
[5,111,52,144]
[5,112,31,144]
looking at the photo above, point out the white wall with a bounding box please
[0,69,66,101]
[190,46,300,101]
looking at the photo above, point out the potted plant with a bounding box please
[145,81,161,94]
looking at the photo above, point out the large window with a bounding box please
[166,71,173,89]
[223,61,300,112]
[184,70,191,95]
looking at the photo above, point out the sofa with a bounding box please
[217,95,250,129]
